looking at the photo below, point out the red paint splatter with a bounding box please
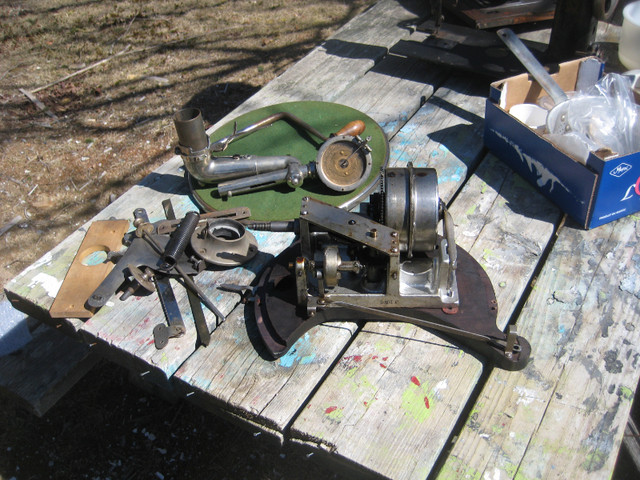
[383,356,388,361]
[325,406,338,414]
[372,355,378,360]
[363,401,368,406]
[424,396,430,409]
[343,355,363,363]
[380,363,387,369]
[411,376,421,386]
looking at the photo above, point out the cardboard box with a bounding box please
[484,57,640,229]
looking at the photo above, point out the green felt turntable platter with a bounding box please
[188,101,389,221]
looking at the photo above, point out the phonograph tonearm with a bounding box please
[242,165,531,371]
[173,108,373,197]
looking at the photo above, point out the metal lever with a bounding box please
[328,300,525,368]
[161,199,213,346]
[152,275,187,350]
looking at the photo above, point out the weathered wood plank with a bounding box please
[437,214,640,480]
[385,74,488,199]
[0,323,98,416]
[288,152,561,478]
[332,54,447,138]
[215,0,430,118]
[172,303,359,442]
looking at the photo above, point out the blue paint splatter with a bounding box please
[278,333,316,368]
[300,353,316,365]
[279,348,298,368]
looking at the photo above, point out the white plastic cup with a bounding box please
[619,1,640,70]
[509,103,548,129]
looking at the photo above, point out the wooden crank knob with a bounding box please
[335,119,365,137]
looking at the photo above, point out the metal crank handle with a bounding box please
[209,112,330,152]
[217,162,313,197]
[209,112,365,152]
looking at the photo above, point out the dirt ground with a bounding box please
[0,1,373,478]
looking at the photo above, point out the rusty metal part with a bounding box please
[191,218,258,267]
[87,224,200,309]
[253,240,530,370]
[162,211,200,269]
[440,0,555,29]
[152,275,187,350]
[162,199,212,346]
[155,207,251,235]
[138,220,225,325]
[120,264,155,301]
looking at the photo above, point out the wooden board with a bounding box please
[438,214,640,479]
[0,323,98,416]
[50,219,130,318]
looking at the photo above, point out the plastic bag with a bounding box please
[545,73,640,160]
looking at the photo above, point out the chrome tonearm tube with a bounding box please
[173,108,373,197]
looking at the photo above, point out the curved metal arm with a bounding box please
[210,112,330,152]
[184,154,300,184]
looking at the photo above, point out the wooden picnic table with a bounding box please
[5,1,639,478]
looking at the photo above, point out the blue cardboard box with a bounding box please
[484,57,640,229]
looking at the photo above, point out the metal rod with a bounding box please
[328,300,502,347]
[497,28,568,106]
